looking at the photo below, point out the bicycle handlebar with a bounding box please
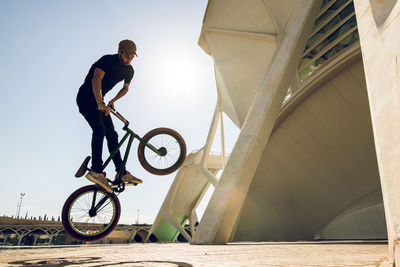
[109,108,129,127]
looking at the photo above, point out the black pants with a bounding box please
[77,98,124,174]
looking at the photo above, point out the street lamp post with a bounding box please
[15,193,25,218]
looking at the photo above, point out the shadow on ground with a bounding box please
[8,257,193,267]
[228,241,388,246]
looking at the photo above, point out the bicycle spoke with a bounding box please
[68,190,116,236]
[144,133,182,170]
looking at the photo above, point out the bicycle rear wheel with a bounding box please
[138,127,186,175]
[61,185,120,242]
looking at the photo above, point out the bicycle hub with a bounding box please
[158,147,167,156]
[89,208,97,217]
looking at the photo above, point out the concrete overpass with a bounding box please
[0,217,160,246]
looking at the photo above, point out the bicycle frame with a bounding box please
[101,109,163,181]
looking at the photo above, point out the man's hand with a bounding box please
[107,100,115,110]
[98,103,111,116]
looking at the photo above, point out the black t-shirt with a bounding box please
[77,54,134,104]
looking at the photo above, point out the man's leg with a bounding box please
[77,98,113,193]
[102,115,124,173]
[80,108,106,173]
[103,115,142,184]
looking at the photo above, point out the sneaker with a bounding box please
[121,171,143,184]
[86,171,113,193]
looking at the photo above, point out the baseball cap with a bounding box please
[119,39,137,57]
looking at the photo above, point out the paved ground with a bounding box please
[0,242,391,267]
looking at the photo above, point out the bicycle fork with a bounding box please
[88,189,110,217]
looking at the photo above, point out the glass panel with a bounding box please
[283,0,360,106]
[298,0,359,83]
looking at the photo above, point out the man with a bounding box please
[76,39,142,193]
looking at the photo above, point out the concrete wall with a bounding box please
[233,57,383,241]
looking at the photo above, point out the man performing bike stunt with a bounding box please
[76,39,142,193]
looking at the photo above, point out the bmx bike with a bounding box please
[61,108,186,241]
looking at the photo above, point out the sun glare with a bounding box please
[159,57,198,92]
[146,44,211,102]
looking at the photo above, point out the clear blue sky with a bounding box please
[0,0,239,224]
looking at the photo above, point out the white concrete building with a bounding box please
[151,0,400,265]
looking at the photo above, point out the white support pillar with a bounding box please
[201,98,221,166]
[220,108,226,169]
[33,236,38,246]
[192,0,322,244]
[353,1,400,265]
[190,97,223,187]
[165,212,191,242]
[17,232,25,246]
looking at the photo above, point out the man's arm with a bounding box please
[92,67,111,115]
[108,83,130,109]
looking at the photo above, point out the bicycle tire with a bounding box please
[137,127,186,175]
[61,185,121,242]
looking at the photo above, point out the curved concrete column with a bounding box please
[354,1,400,265]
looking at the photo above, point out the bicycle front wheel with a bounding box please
[138,128,186,175]
[61,185,121,242]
